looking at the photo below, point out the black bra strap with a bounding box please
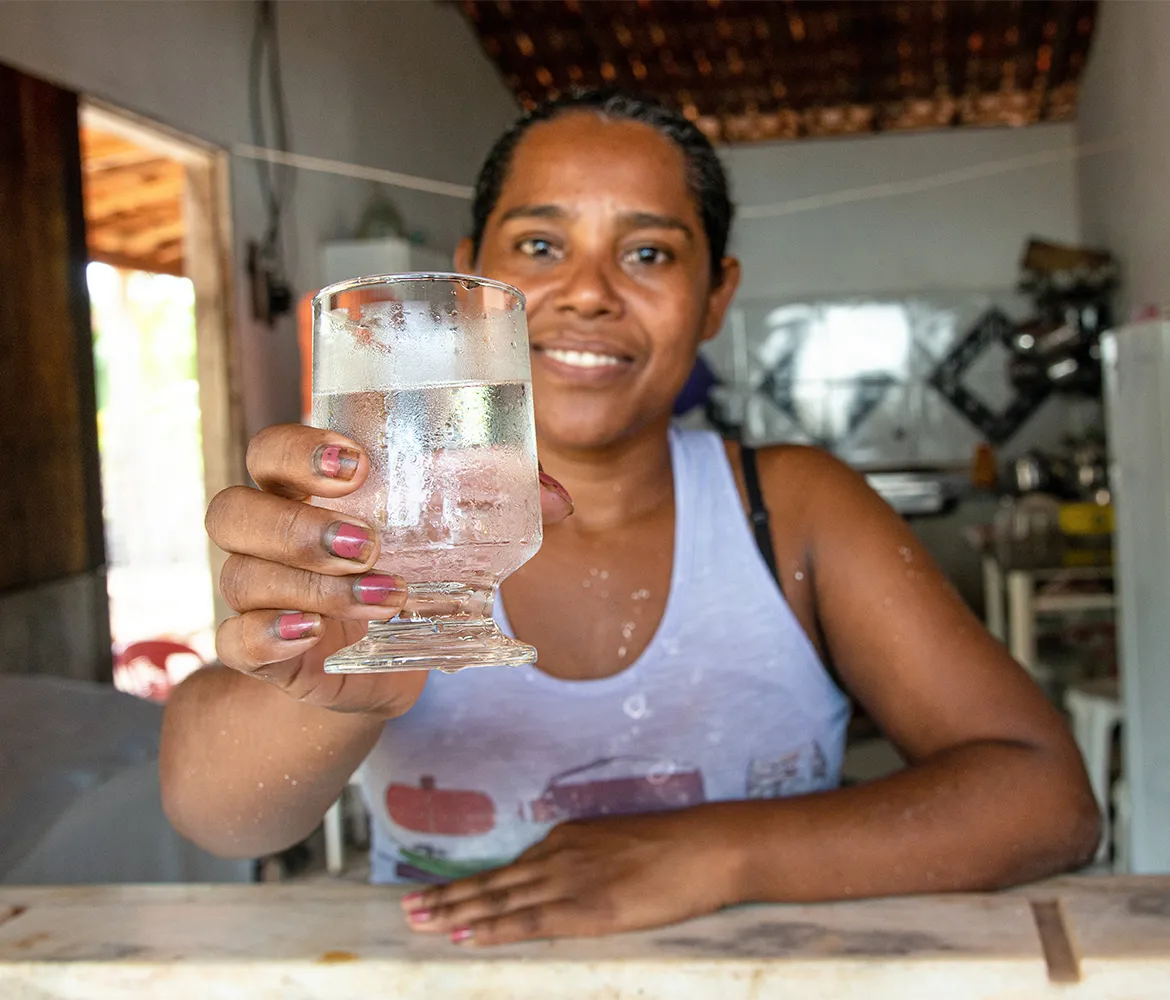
[739,445,779,582]
[738,444,846,695]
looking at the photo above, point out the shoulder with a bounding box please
[724,440,879,526]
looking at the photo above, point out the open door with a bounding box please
[0,63,111,681]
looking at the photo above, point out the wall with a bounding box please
[0,0,518,434]
[722,122,1081,301]
[1076,0,1170,316]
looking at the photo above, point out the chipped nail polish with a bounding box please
[326,522,373,561]
[276,613,320,641]
[539,471,573,508]
[450,927,473,944]
[402,891,425,906]
[354,573,407,605]
[317,444,360,480]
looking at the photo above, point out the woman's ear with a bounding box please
[454,238,477,274]
[700,256,741,342]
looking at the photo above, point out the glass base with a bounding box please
[323,618,537,674]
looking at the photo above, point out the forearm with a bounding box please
[159,666,384,858]
[701,740,1100,905]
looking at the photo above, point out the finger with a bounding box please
[220,554,407,620]
[406,877,558,935]
[402,862,550,929]
[539,469,573,524]
[206,486,379,574]
[246,424,369,500]
[215,609,326,679]
[454,900,593,947]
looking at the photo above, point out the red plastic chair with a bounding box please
[114,640,202,703]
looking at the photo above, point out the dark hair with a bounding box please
[470,90,734,283]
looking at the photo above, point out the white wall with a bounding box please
[723,122,1081,301]
[0,0,517,433]
[1076,0,1170,316]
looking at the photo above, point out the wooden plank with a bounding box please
[0,64,107,595]
[1030,899,1081,983]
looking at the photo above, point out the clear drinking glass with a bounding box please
[311,273,542,673]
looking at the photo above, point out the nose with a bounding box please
[550,254,623,321]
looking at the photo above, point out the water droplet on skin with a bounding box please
[631,589,650,601]
[899,546,913,563]
[618,646,628,657]
[599,570,610,580]
[621,621,636,639]
[582,579,591,588]
[257,782,264,789]
[794,571,804,581]
[590,568,599,577]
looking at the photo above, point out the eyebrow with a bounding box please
[496,204,694,242]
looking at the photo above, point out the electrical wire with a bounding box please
[248,0,295,281]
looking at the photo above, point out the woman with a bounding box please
[161,92,1098,946]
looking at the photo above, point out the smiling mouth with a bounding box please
[537,347,630,369]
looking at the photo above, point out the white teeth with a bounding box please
[542,348,625,369]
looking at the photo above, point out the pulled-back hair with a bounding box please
[470,90,734,283]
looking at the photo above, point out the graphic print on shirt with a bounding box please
[383,756,707,883]
[745,742,830,799]
[524,755,707,823]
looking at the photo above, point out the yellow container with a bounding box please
[1059,502,1114,536]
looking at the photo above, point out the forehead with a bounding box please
[496,112,698,221]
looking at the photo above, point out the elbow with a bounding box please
[1059,781,1103,873]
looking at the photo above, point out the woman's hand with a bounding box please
[205,423,573,719]
[400,811,743,946]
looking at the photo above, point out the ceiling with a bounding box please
[460,0,1098,143]
[80,127,186,277]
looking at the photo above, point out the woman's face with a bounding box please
[456,112,739,452]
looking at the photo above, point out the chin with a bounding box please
[535,403,664,453]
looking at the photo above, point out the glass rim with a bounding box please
[313,271,526,309]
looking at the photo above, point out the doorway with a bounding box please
[79,103,242,694]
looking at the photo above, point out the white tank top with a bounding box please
[360,428,850,883]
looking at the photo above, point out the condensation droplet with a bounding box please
[590,568,599,577]
[599,570,610,580]
[618,645,628,657]
[899,546,913,563]
[647,759,676,785]
[631,589,651,601]
[794,570,804,581]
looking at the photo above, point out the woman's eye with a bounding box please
[517,237,561,259]
[623,245,672,266]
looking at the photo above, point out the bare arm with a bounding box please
[160,655,385,858]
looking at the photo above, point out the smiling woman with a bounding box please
[162,90,1098,948]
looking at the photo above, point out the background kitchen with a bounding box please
[0,0,1166,884]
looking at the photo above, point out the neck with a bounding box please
[537,416,675,532]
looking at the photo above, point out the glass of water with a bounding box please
[311,273,542,674]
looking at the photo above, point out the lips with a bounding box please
[531,336,636,382]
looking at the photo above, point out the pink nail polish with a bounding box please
[277,613,320,641]
[450,927,473,944]
[402,891,424,906]
[317,444,360,481]
[354,573,406,605]
[408,909,433,924]
[539,471,573,507]
[327,522,372,561]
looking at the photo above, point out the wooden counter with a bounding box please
[1,876,1167,998]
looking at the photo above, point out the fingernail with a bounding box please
[316,444,360,481]
[408,908,433,924]
[354,573,407,605]
[539,471,574,509]
[402,891,425,907]
[276,612,321,641]
[325,522,374,562]
[451,927,473,944]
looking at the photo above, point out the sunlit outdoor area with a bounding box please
[88,262,215,691]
